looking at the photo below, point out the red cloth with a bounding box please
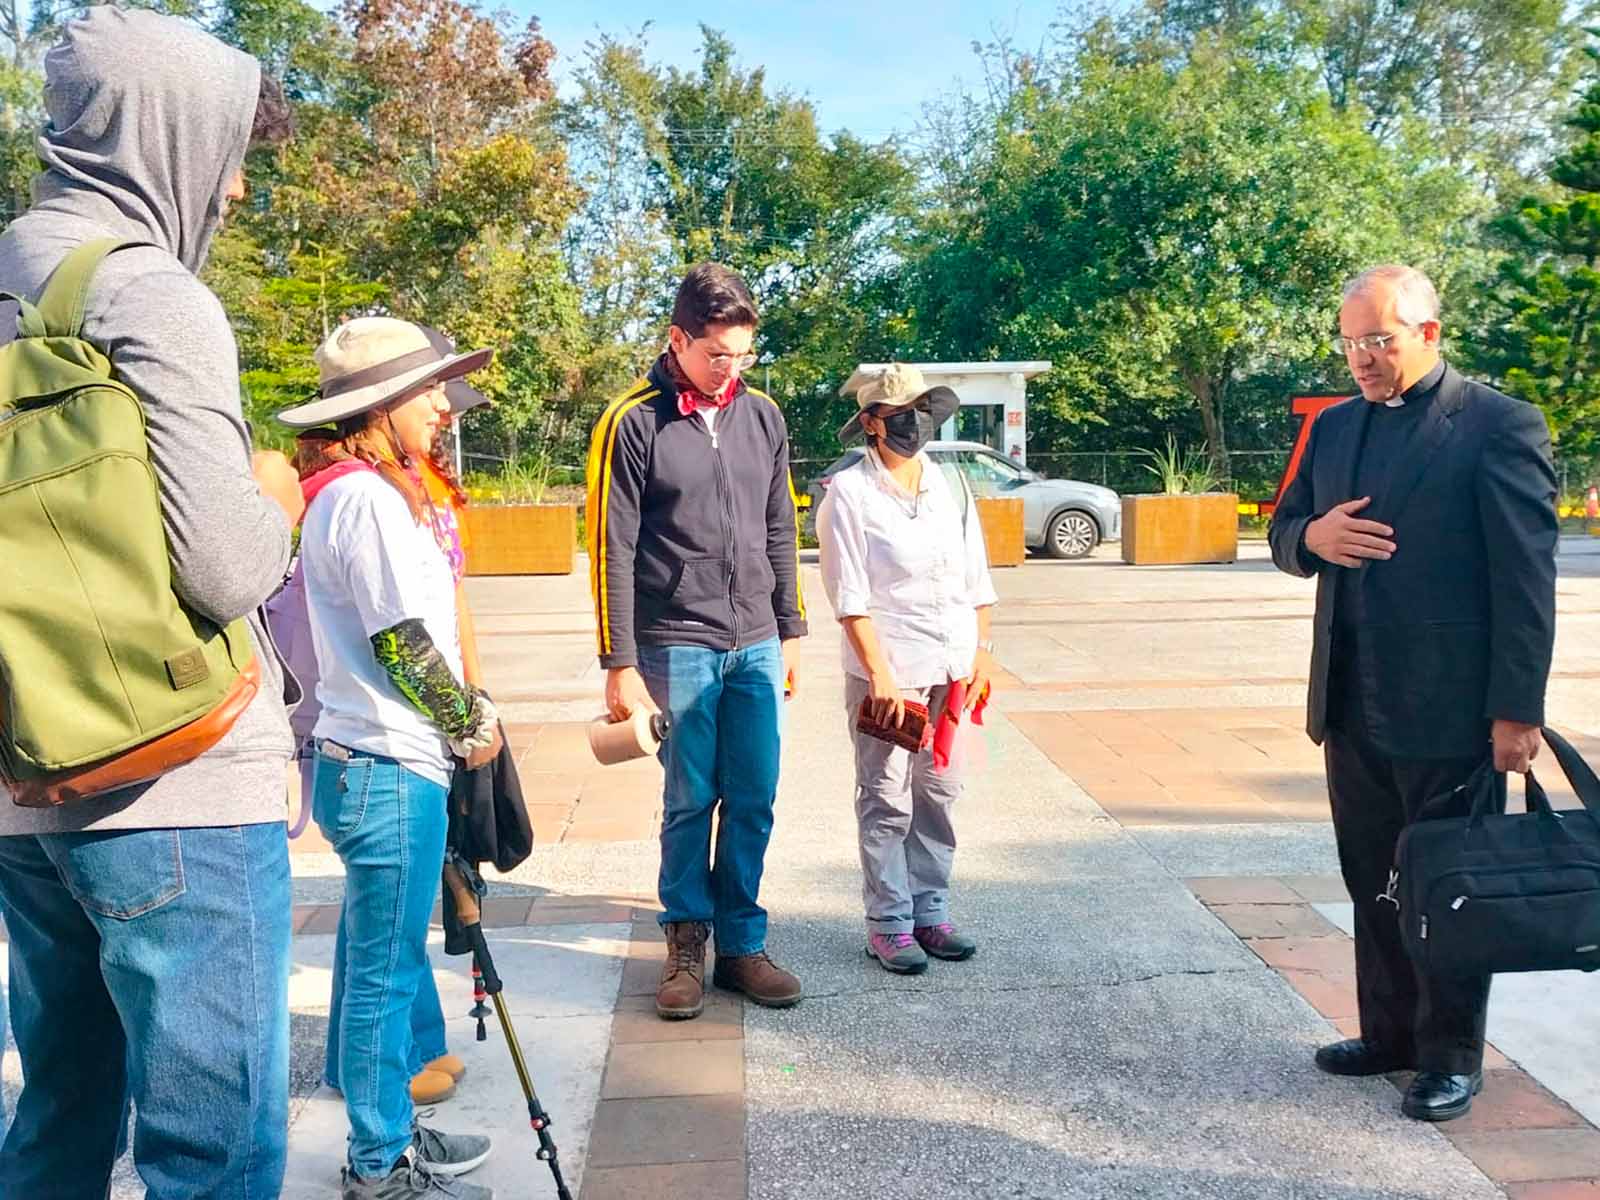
[932,679,990,773]
[666,350,739,416]
[300,459,373,509]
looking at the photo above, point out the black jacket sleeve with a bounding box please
[1269,412,1327,579]
[1476,400,1558,726]
[766,417,808,640]
[587,404,650,669]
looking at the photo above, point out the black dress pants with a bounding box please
[1323,726,1494,1075]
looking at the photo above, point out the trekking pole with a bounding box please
[442,860,574,1200]
[469,959,491,1040]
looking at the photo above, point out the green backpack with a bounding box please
[0,238,259,807]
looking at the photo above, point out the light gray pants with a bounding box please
[845,674,962,934]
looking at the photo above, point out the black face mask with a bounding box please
[878,406,937,457]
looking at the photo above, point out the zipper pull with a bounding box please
[1377,869,1400,909]
[711,429,719,450]
[1420,915,1429,940]
[1451,896,1467,911]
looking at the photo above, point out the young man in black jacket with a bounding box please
[586,263,808,1019]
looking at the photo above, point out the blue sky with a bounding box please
[527,1,1065,139]
[14,2,1067,139]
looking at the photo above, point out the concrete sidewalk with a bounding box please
[741,623,1506,1200]
[281,923,630,1200]
[21,537,1600,1197]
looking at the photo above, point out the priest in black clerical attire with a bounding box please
[1269,264,1558,1123]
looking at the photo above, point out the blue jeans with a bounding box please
[323,918,449,1089]
[637,637,784,956]
[312,745,449,1178]
[0,898,9,1144]
[315,727,445,1089]
[0,824,291,1199]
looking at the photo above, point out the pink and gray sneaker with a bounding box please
[914,922,977,961]
[866,930,929,974]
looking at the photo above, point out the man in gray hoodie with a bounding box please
[0,10,307,1196]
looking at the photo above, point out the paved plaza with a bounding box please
[12,538,1600,1197]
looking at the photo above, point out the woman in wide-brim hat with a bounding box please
[279,317,503,1193]
[816,362,998,977]
[290,324,497,1118]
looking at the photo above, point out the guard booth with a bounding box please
[849,361,1051,466]
[844,360,1052,566]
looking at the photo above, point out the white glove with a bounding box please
[448,693,499,759]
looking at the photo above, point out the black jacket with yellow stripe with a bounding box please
[585,357,808,668]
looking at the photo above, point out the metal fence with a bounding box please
[789,448,1296,500]
[794,446,1600,505]
[1023,450,1291,499]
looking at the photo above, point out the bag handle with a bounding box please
[1520,770,1562,818]
[16,238,151,341]
[1540,727,1600,819]
[1419,757,1496,823]
[1457,760,1581,848]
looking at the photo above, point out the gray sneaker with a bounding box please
[866,930,928,974]
[413,1121,492,1177]
[914,921,977,961]
[341,1149,493,1200]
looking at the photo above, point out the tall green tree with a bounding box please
[557,30,674,421]
[554,26,913,462]
[1470,42,1600,459]
[1151,0,1591,178]
[904,22,1483,472]
[217,0,586,461]
[646,28,913,459]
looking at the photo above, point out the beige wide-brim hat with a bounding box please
[837,362,960,445]
[276,317,493,429]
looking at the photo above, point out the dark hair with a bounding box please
[292,415,426,523]
[427,434,469,509]
[249,73,295,149]
[670,263,758,337]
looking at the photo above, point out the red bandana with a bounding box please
[666,351,739,416]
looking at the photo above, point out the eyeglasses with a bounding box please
[690,337,758,372]
[1332,329,1410,355]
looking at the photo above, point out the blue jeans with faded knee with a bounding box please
[323,920,449,1090]
[312,744,449,1178]
[637,637,784,956]
[0,823,291,1199]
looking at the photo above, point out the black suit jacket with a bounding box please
[1268,365,1558,760]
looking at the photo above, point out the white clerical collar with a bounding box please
[1383,397,1405,408]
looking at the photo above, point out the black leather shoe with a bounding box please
[1314,1038,1413,1077]
[1402,1070,1484,1122]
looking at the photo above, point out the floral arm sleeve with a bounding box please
[370,618,479,740]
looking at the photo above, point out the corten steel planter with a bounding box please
[975,497,1026,567]
[1120,493,1239,565]
[462,503,577,576]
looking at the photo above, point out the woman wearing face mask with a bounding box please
[277,318,503,1199]
[816,364,999,976]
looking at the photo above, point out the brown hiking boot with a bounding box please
[408,1068,456,1105]
[712,950,802,1008]
[656,922,709,1020]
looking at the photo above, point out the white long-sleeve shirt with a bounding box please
[817,447,999,688]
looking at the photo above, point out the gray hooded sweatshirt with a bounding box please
[0,8,296,833]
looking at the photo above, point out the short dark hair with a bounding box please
[671,263,758,337]
[249,73,295,149]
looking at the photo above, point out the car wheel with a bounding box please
[1045,509,1099,559]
